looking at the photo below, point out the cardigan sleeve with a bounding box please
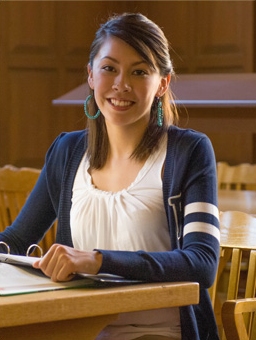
[97,129,220,289]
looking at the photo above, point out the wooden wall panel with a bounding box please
[208,132,254,164]
[180,108,256,164]
[0,2,89,168]
[0,1,9,165]
[60,3,102,57]
[3,2,58,168]
[8,2,56,55]
[194,1,254,73]
[0,1,255,168]
[142,1,194,73]
[8,69,58,167]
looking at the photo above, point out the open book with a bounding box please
[0,253,141,296]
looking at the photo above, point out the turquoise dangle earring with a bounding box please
[157,97,163,127]
[84,95,101,120]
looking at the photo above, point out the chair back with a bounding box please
[212,211,256,340]
[0,165,56,255]
[217,162,256,191]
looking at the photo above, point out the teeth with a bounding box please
[111,99,132,107]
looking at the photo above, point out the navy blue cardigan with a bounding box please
[0,126,220,339]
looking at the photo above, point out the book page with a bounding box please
[0,253,142,296]
[0,263,94,296]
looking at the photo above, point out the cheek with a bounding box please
[93,75,113,93]
[141,86,158,103]
[144,78,161,97]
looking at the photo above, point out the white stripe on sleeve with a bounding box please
[184,222,220,241]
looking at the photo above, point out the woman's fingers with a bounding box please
[32,244,103,282]
[35,244,73,281]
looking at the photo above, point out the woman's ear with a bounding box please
[87,63,94,90]
[157,74,171,97]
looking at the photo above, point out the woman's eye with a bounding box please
[133,69,147,76]
[102,66,115,72]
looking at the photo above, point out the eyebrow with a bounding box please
[100,56,148,67]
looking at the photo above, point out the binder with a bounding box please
[0,241,141,296]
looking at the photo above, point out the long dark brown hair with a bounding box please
[86,13,178,169]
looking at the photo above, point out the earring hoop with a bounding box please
[84,95,101,120]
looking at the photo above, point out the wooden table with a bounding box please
[219,210,256,248]
[52,73,256,108]
[0,281,199,340]
[218,189,256,215]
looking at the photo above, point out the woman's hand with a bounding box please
[33,244,103,282]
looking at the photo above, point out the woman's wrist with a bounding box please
[94,251,103,273]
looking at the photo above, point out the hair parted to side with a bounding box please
[86,12,178,169]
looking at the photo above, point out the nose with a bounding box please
[112,74,131,92]
[112,83,131,92]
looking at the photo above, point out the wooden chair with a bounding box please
[216,161,256,330]
[222,298,256,340]
[0,165,57,256]
[217,162,256,191]
[211,211,256,339]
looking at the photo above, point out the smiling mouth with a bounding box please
[110,98,134,107]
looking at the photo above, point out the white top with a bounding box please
[70,136,181,339]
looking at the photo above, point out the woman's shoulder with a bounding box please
[53,130,87,147]
[47,130,87,154]
[166,125,215,159]
[168,125,208,142]
[45,129,88,167]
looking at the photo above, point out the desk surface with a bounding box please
[0,281,199,329]
[52,73,256,108]
[218,189,256,215]
[219,210,256,249]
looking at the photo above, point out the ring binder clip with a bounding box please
[26,244,43,258]
[0,241,10,254]
[0,242,43,257]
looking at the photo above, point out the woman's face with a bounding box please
[87,36,170,128]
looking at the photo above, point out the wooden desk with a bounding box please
[218,189,256,215]
[0,281,199,340]
[219,210,256,249]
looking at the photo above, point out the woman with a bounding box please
[0,13,220,340]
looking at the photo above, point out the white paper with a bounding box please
[0,262,94,296]
[0,253,141,296]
